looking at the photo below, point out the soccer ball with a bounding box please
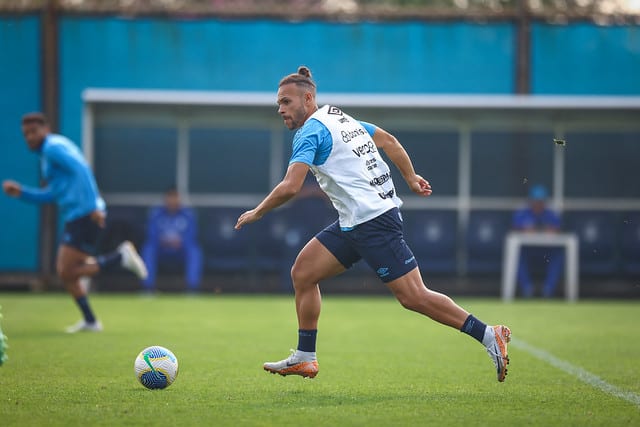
[134,346,179,389]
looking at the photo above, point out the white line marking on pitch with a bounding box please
[511,338,640,408]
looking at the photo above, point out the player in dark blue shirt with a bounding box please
[2,112,148,332]
[512,185,563,297]
[141,188,202,293]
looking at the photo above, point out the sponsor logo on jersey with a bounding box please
[341,127,367,144]
[378,189,395,200]
[351,140,378,157]
[328,106,343,116]
[369,172,391,187]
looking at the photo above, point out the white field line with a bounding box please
[511,338,640,408]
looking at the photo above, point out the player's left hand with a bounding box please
[410,175,432,197]
[90,210,106,228]
[235,209,262,230]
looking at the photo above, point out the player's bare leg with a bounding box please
[263,238,345,378]
[57,242,147,333]
[385,267,469,328]
[386,268,511,382]
[56,245,103,332]
[57,245,100,297]
[291,238,345,330]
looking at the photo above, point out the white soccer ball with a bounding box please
[134,345,179,389]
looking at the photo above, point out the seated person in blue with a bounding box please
[142,188,202,292]
[512,185,563,298]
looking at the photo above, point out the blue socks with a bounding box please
[297,329,317,352]
[75,295,96,323]
[460,314,487,343]
[96,251,122,271]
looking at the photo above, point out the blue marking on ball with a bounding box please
[139,370,169,389]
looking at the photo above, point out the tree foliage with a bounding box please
[0,0,638,23]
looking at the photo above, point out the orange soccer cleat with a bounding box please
[486,325,511,382]
[263,350,319,378]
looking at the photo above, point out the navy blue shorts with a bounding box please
[60,214,104,256]
[315,208,418,283]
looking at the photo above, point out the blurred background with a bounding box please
[1,0,639,298]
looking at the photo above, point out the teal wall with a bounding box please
[59,18,514,144]
[1,15,639,272]
[532,23,640,94]
[0,15,41,270]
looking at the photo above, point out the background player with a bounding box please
[2,112,148,333]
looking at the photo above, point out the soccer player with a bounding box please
[0,305,7,366]
[235,67,512,382]
[2,112,148,333]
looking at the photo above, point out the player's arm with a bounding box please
[235,162,309,229]
[7,142,79,204]
[2,179,56,203]
[512,210,532,232]
[236,121,323,229]
[369,125,432,197]
[543,211,562,233]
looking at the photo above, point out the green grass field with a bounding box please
[0,293,638,426]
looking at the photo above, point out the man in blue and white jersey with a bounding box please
[235,67,512,382]
[2,112,148,333]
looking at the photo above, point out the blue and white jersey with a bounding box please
[19,133,106,223]
[290,105,401,229]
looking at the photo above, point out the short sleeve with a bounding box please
[359,121,377,137]
[289,119,332,166]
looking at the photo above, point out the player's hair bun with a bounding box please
[298,66,312,79]
[279,66,316,89]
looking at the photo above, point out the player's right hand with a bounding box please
[235,209,263,230]
[90,209,106,228]
[2,180,21,197]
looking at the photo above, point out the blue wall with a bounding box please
[532,23,640,94]
[1,15,639,272]
[59,18,514,144]
[0,15,41,270]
